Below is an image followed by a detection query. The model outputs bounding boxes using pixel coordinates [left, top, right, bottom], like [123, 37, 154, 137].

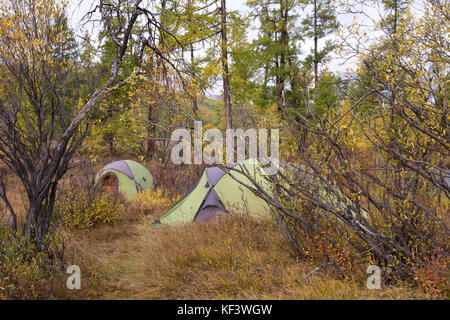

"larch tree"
[220, 0, 232, 129]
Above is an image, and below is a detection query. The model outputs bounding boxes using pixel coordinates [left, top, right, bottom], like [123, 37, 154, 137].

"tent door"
[100, 172, 119, 194]
[194, 189, 227, 222]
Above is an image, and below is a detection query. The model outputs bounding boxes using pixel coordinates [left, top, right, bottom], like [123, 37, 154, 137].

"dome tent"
[158, 159, 274, 225]
[94, 160, 155, 200]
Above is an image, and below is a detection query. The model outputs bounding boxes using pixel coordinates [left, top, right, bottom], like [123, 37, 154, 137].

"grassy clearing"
[0, 162, 444, 300]
[58, 187, 431, 299]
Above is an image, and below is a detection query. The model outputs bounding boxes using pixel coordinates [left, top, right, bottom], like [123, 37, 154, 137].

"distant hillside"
[199, 96, 221, 111]
[198, 96, 223, 129]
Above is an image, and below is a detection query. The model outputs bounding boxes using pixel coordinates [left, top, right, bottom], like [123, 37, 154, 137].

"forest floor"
[88, 215, 164, 299]
[66, 209, 430, 300]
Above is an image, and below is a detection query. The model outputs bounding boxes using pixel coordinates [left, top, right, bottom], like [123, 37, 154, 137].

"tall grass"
[0, 159, 444, 299]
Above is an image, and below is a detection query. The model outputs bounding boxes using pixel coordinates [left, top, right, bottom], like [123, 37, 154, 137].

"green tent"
[158, 159, 273, 224]
[94, 160, 155, 200]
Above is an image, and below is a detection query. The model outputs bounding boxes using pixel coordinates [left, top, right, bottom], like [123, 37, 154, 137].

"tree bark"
[313, 0, 318, 89]
[276, 0, 288, 109]
[190, 43, 198, 116]
[0, 172, 17, 232]
[220, 0, 232, 130]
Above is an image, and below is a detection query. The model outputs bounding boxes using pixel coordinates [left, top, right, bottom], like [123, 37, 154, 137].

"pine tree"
[301, 0, 339, 89]
[248, 0, 304, 110]
[380, 0, 410, 34]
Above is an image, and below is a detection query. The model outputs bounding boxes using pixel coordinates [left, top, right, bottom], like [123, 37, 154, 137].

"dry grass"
[63, 210, 430, 300]
[0, 174, 28, 226]
[0, 160, 441, 300]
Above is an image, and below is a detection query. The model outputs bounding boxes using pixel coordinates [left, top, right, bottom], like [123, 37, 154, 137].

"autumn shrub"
[262, 1, 449, 291]
[413, 251, 449, 297]
[133, 189, 179, 220]
[0, 227, 66, 299]
[276, 201, 366, 279]
[57, 188, 122, 229]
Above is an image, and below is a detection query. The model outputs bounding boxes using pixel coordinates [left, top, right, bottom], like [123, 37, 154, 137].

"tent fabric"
[205, 166, 227, 187]
[195, 205, 227, 222]
[195, 189, 227, 222]
[95, 160, 154, 200]
[101, 160, 134, 180]
[213, 161, 272, 217]
[199, 188, 223, 208]
[125, 159, 155, 192]
[159, 172, 210, 224]
[159, 159, 273, 225]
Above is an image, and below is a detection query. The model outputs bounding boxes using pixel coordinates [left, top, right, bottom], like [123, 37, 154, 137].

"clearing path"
[91, 215, 161, 299]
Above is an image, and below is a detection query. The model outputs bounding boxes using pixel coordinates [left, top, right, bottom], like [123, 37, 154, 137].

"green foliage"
[380, 0, 411, 33]
[84, 96, 147, 158]
[248, 0, 304, 107]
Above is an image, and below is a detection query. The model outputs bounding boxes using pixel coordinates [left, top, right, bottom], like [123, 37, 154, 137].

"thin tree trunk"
[24, 204, 38, 239]
[393, 0, 398, 34]
[262, 4, 270, 101]
[146, 0, 167, 159]
[0, 173, 17, 232]
[276, 1, 288, 108]
[187, 0, 198, 116]
[220, 0, 232, 130]
[190, 43, 198, 116]
[146, 52, 156, 159]
[313, 0, 318, 89]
